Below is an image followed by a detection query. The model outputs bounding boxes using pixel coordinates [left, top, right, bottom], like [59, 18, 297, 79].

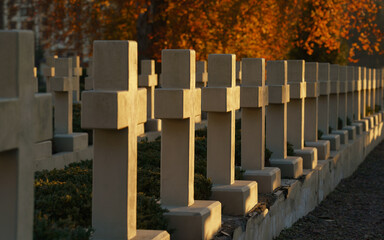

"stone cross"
[266, 60, 303, 178]
[196, 60, 208, 88]
[339, 66, 356, 140]
[72, 56, 82, 102]
[367, 68, 372, 112]
[375, 68, 381, 111]
[286, 60, 317, 169]
[155, 49, 220, 239]
[241, 58, 281, 193]
[53, 58, 73, 134]
[330, 65, 349, 144]
[82, 41, 169, 240]
[347, 66, 355, 122]
[304, 62, 330, 161]
[329, 64, 340, 132]
[202, 54, 257, 216]
[372, 69, 376, 113]
[52, 58, 88, 152]
[236, 60, 242, 85]
[361, 67, 367, 119]
[351, 66, 365, 135]
[139, 59, 161, 132]
[0, 30, 51, 240]
[42, 55, 57, 93]
[84, 58, 93, 90]
[318, 63, 340, 151]
[338, 66, 348, 129]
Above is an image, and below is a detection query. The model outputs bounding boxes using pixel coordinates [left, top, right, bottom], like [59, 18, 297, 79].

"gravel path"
[276, 141, 384, 240]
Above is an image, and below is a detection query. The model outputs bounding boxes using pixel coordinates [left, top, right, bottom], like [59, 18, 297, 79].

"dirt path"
[276, 141, 384, 240]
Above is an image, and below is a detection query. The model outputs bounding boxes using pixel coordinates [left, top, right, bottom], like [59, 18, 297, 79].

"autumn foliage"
[27, 0, 383, 63]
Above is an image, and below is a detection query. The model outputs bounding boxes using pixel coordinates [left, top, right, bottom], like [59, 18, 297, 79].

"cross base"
[131, 230, 170, 240]
[145, 118, 161, 132]
[243, 167, 281, 194]
[293, 147, 318, 169]
[331, 130, 349, 145]
[210, 180, 258, 216]
[321, 134, 340, 151]
[306, 140, 330, 160]
[163, 200, 221, 240]
[53, 132, 88, 152]
[269, 156, 303, 179]
[351, 122, 363, 135]
[343, 125, 356, 140]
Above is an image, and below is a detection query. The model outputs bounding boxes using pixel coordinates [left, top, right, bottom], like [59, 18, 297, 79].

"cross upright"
[286, 60, 318, 169]
[72, 56, 82, 102]
[236, 60, 242, 85]
[0, 30, 52, 240]
[318, 63, 341, 151]
[155, 49, 221, 240]
[139, 59, 161, 132]
[241, 58, 281, 193]
[304, 62, 330, 161]
[266, 60, 303, 178]
[82, 40, 168, 240]
[339, 66, 357, 140]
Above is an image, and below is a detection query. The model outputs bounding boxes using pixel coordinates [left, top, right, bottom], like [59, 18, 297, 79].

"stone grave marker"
[0, 30, 51, 240]
[286, 60, 318, 169]
[240, 58, 281, 193]
[155, 49, 221, 240]
[304, 62, 330, 161]
[139, 59, 161, 132]
[202, 54, 258, 215]
[42, 55, 57, 93]
[82, 40, 169, 240]
[266, 60, 303, 178]
[52, 57, 88, 152]
[84, 58, 93, 90]
[318, 63, 341, 151]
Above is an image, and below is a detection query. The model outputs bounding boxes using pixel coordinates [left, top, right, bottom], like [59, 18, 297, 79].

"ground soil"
[276, 141, 384, 240]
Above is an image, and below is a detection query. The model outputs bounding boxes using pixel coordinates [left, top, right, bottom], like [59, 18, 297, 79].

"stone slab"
[332, 130, 349, 145]
[243, 167, 281, 193]
[269, 156, 303, 178]
[305, 140, 330, 160]
[211, 180, 258, 216]
[133, 230, 170, 240]
[293, 147, 317, 169]
[351, 122, 363, 135]
[164, 200, 221, 240]
[53, 132, 88, 152]
[343, 125, 356, 140]
[321, 134, 340, 151]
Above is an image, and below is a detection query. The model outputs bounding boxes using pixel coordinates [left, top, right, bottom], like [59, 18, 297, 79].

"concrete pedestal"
[343, 125, 356, 140]
[164, 201, 221, 240]
[305, 140, 330, 160]
[352, 122, 363, 135]
[355, 119, 369, 132]
[293, 147, 317, 169]
[321, 134, 340, 151]
[243, 167, 281, 194]
[269, 156, 303, 178]
[332, 130, 349, 145]
[211, 180, 258, 216]
[133, 230, 170, 240]
[53, 132, 88, 152]
[145, 118, 161, 132]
